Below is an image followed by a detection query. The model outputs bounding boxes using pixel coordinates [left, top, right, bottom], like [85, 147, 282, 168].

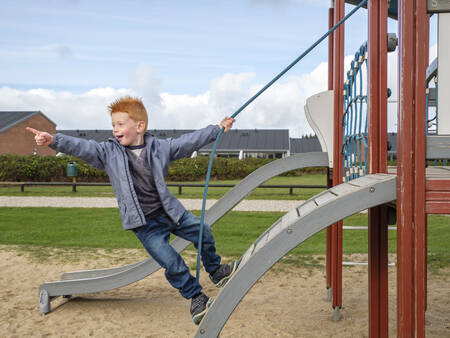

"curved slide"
[39, 152, 329, 314]
[195, 173, 396, 337]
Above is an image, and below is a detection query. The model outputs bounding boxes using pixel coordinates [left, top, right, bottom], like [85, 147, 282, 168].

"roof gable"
[0, 111, 56, 133]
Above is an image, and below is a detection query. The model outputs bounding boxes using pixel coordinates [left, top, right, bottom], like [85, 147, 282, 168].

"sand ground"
[0, 247, 449, 337]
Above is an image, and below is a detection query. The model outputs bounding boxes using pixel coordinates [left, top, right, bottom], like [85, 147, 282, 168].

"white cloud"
[0, 60, 333, 137]
[0, 86, 134, 129]
[153, 63, 332, 136]
[129, 63, 162, 110]
[6, 47, 428, 139]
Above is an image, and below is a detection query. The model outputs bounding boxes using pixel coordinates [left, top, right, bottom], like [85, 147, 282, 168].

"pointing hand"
[26, 127, 54, 146]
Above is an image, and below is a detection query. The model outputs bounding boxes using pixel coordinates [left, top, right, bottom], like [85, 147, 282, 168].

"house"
[0, 111, 56, 156]
[196, 129, 290, 159]
[289, 136, 322, 154]
[57, 128, 291, 159]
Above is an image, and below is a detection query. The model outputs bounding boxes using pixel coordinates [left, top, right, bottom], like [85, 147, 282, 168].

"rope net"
[342, 42, 368, 182]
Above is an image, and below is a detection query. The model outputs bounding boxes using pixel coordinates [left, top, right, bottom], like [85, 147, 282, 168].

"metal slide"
[195, 173, 396, 337]
[39, 152, 329, 314]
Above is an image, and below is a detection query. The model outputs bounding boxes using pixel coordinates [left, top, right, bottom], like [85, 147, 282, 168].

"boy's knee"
[144, 237, 170, 256]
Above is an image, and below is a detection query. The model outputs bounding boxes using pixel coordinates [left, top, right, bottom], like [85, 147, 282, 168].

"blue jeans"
[132, 210, 221, 299]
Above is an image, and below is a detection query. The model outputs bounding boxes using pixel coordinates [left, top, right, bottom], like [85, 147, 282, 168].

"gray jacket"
[50, 125, 220, 230]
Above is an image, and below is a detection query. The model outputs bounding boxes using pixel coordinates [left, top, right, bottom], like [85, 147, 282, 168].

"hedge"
[0, 154, 325, 182]
[0, 154, 108, 182]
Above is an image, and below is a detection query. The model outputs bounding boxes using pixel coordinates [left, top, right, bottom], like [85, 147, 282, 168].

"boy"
[26, 96, 238, 325]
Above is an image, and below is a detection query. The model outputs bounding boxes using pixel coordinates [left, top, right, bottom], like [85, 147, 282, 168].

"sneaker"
[190, 292, 214, 325]
[209, 260, 239, 288]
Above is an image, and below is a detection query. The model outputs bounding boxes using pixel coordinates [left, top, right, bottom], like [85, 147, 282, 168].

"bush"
[0, 154, 109, 182]
[0, 154, 325, 182]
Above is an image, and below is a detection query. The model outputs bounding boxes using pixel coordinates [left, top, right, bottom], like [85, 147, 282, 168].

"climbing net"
[342, 42, 368, 182]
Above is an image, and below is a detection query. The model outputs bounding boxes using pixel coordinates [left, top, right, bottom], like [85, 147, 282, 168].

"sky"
[0, 0, 437, 137]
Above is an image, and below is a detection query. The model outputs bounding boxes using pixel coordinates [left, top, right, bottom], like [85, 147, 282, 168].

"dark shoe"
[190, 292, 214, 325]
[209, 260, 239, 288]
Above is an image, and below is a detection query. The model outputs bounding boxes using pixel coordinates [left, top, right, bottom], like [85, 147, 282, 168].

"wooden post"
[331, 0, 345, 315]
[72, 177, 77, 193]
[397, 0, 428, 336]
[367, 0, 389, 336]
[326, 4, 334, 298]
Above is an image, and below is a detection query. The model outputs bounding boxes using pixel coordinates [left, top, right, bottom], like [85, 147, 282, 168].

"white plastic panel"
[438, 13, 450, 135]
[304, 90, 334, 167]
[297, 199, 317, 217]
[267, 219, 284, 242]
[239, 244, 255, 268]
[314, 191, 337, 206]
[349, 175, 382, 188]
[330, 182, 360, 196]
[254, 232, 270, 254]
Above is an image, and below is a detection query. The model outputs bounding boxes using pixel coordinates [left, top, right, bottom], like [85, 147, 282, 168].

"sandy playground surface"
[0, 246, 449, 338]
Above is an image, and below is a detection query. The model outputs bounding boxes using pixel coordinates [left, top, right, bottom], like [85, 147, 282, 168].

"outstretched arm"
[26, 127, 107, 169]
[168, 117, 235, 161]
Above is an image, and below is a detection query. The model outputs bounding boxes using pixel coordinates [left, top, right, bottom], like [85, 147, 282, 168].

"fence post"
[178, 185, 182, 195]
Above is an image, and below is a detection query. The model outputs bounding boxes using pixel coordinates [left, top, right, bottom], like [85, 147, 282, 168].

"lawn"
[1, 207, 448, 269]
[0, 174, 327, 200]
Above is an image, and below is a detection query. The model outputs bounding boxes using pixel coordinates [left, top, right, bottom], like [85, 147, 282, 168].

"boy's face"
[111, 112, 146, 146]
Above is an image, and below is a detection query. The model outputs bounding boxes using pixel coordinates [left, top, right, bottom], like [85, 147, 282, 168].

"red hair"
[108, 96, 148, 130]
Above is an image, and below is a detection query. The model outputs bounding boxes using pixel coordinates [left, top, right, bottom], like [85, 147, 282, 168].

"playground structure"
[37, 1, 450, 337]
[323, 2, 450, 338]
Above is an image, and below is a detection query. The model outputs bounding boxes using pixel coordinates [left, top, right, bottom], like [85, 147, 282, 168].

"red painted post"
[326, 5, 334, 298]
[413, 1, 428, 335]
[397, 1, 415, 335]
[331, 0, 344, 314]
[367, 0, 389, 336]
[397, 0, 427, 336]
[423, 12, 430, 316]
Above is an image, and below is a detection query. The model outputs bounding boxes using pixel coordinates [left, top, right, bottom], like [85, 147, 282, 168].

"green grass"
[0, 207, 448, 270]
[0, 184, 117, 197]
[0, 174, 326, 200]
[0, 207, 138, 248]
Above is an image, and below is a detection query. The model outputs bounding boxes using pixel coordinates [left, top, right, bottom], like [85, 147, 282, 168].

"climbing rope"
[196, 0, 369, 282]
[342, 42, 368, 182]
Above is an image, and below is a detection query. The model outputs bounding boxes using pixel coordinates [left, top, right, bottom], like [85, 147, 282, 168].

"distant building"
[290, 133, 398, 159]
[57, 129, 398, 159]
[58, 129, 291, 159]
[0, 110, 398, 159]
[0, 103, 400, 160]
[0, 111, 56, 156]
[289, 136, 322, 154]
